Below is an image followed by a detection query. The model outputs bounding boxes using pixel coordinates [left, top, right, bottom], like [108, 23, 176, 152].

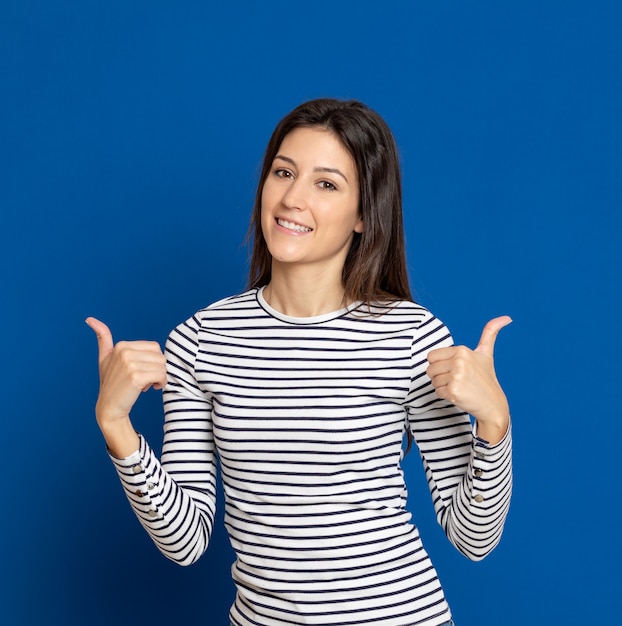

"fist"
[85, 317, 167, 427]
[427, 316, 511, 430]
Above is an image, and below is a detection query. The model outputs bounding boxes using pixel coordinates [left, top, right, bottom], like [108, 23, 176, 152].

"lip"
[274, 216, 313, 234]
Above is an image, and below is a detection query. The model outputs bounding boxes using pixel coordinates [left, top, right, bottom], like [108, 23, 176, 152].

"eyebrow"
[274, 154, 349, 183]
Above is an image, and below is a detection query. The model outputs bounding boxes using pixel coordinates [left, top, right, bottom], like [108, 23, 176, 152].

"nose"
[281, 176, 308, 211]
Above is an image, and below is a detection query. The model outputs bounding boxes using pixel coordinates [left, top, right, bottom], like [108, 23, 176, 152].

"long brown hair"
[247, 98, 412, 304]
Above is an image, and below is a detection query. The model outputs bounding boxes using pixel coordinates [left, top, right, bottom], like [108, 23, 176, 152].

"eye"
[318, 180, 337, 191]
[273, 168, 293, 179]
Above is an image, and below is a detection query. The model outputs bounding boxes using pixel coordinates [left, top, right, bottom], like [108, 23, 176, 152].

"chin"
[267, 245, 306, 264]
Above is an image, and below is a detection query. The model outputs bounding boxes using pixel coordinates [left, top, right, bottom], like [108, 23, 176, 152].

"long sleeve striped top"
[110, 287, 512, 626]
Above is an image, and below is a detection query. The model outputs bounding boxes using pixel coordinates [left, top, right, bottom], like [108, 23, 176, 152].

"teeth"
[278, 218, 312, 233]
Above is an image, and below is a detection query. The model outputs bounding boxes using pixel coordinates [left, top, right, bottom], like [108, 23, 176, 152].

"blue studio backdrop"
[2, 2, 621, 625]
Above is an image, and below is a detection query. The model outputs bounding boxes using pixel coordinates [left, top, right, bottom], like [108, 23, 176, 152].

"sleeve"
[108, 313, 218, 566]
[405, 311, 512, 561]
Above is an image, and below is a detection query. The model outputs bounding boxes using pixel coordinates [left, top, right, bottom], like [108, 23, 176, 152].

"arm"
[87, 315, 217, 566]
[406, 313, 513, 561]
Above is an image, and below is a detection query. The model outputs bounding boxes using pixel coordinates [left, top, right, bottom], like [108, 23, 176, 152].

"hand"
[85, 317, 167, 430]
[427, 316, 512, 443]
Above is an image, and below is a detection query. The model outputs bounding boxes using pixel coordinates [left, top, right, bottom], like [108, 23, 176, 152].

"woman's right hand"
[86, 317, 167, 457]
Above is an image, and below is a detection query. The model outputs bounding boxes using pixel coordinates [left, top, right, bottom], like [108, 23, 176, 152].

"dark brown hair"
[247, 98, 412, 304]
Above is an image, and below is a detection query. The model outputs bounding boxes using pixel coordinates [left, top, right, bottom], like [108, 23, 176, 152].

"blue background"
[2, 1, 621, 624]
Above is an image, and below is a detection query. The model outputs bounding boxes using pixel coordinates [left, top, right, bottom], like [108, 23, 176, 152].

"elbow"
[162, 538, 208, 567]
[445, 487, 512, 561]
[156, 519, 212, 567]
[459, 546, 493, 562]
[451, 527, 504, 562]
[171, 552, 202, 567]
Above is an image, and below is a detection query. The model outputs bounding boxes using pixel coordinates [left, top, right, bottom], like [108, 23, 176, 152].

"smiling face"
[260, 126, 363, 279]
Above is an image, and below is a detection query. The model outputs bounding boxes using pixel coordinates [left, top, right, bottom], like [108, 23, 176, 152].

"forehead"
[277, 127, 356, 170]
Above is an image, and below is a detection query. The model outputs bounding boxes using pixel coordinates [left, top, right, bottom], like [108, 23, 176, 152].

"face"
[261, 126, 363, 277]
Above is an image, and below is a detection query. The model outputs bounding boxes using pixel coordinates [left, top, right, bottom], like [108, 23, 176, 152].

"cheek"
[259, 202, 276, 243]
[259, 207, 269, 237]
[260, 182, 277, 215]
[259, 187, 270, 223]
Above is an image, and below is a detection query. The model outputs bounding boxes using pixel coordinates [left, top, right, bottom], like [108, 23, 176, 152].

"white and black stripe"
[111, 287, 512, 626]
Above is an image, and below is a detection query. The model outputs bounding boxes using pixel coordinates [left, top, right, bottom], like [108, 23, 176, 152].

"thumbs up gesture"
[427, 316, 512, 444]
[85, 317, 167, 457]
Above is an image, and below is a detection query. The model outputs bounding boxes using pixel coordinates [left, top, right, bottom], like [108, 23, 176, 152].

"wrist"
[99, 417, 140, 459]
[475, 410, 509, 445]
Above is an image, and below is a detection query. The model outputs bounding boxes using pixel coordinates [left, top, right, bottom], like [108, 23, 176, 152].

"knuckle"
[447, 381, 460, 400]
[118, 350, 134, 366]
[128, 370, 145, 387]
[454, 345, 470, 358]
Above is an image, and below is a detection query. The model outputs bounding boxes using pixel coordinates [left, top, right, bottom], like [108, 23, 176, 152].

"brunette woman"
[87, 98, 512, 626]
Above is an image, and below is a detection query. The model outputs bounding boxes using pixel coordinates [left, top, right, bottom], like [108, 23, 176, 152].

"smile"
[276, 218, 313, 233]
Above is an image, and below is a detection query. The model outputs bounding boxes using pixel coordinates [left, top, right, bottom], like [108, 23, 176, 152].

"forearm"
[443, 424, 513, 560]
[109, 433, 217, 566]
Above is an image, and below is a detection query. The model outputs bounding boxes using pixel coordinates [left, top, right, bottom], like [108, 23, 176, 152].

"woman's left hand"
[427, 316, 512, 444]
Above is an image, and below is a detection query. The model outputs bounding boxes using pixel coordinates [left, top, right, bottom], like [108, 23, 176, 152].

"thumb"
[475, 315, 512, 357]
[85, 316, 114, 364]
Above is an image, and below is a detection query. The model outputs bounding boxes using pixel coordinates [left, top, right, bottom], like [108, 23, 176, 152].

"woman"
[87, 98, 512, 626]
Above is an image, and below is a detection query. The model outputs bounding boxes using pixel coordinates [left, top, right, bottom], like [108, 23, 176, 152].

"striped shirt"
[111, 287, 512, 626]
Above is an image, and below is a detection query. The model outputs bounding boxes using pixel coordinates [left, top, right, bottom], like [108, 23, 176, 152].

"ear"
[354, 218, 364, 233]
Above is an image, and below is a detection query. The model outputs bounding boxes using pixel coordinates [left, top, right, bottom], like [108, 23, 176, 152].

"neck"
[264, 263, 348, 318]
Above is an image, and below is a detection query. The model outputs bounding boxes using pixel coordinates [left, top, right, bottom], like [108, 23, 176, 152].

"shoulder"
[358, 299, 438, 327]
[191, 288, 264, 327]
[199, 288, 259, 315]
[352, 299, 453, 345]
[169, 289, 261, 336]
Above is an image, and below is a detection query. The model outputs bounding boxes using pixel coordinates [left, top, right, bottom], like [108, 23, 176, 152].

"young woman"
[87, 98, 512, 626]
